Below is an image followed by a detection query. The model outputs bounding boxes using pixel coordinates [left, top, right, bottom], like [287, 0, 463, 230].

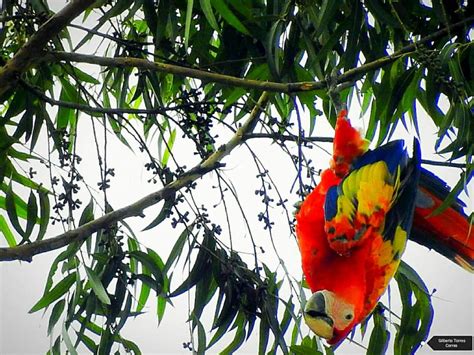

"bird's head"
[304, 290, 358, 345]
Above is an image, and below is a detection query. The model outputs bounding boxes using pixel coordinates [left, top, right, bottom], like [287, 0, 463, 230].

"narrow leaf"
[24, 191, 38, 242]
[184, 0, 194, 50]
[62, 324, 79, 355]
[85, 266, 111, 305]
[48, 299, 65, 335]
[142, 194, 175, 231]
[0, 215, 16, 246]
[30, 272, 77, 313]
[79, 198, 94, 226]
[163, 224, 193, 273]
[211, 0, 250, 35]
[37, 190, 50, 241]
[6, 183, 25, 237]
[200, 0, 220, 31]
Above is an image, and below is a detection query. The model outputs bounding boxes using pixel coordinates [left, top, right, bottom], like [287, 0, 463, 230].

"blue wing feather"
[383, 139, 421, 239]
[352, 140, 407, 175]
[324, 186, 339, 221]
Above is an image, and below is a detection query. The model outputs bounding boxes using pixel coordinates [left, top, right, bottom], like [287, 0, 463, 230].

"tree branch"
[46, 51, 305, 93]
[21, 80, 222, 115]
[42, 16, 473, 94]
[244, 133, 333, 144]
[420, 159, 466, 169]
[0, 0, 96, 98]
[0, 93, 270, 262]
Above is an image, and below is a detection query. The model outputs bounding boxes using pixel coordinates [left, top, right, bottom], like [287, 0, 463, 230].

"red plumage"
[296, 109, 473, 345]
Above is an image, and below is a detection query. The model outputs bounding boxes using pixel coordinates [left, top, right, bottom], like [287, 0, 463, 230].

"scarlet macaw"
[295, 110, 473, 345]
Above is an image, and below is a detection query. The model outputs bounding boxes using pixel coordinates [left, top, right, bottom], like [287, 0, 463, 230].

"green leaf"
[185, 0, 194, 50]
[36, 190, 50, 241]
[211, 0, 250, 35]
[120, 338, 142, 355]
[143, 194, 175, 231]
[193, 262, 215, 321]
[207, 304, 237, 349]
[79, 198, 94, 226]
[47, 299, 65, 335]
[161, 128, 176, 167]
[367, 307, 389, 354]
[136, 275, 151, 313]
[430, 167, 472, 217]
[30, 272, 77, 313]
[48, 335, 61, 355]
[365, 0, 401, 28]
[62, 324, 79, 355]
[85, 266, 111, 305]
[200, 0, 220, 31]
[220, 312, 246, 354]
[117, 293, 134, 331]
[316, 0, 341, 37]
[258, 318, 270, 355]
[396, 261, 429, 293]
[135, 274, 161, 293]
[147, 248, 167, 287]
[8, 147, 34, 165]
[0, 186, 28, 220]
[344, 1, 363, 71]
[43, 242, 81, 294]
[157, 295, 167, 324]
[267, 19, 284, 79]
[5, 183, 25, 238]
[13, 106, 34, 141]
[11, 167, 43, 191]
[290, 345, 323, 355]
[195, 315, 207, 354]
[130, 74, 146, 103]
[98, 327, 113, 355]
[3, 87, 27, 121]
[24, 191, 38, 242]
[129, 250, 164, 287]
[394, 263, 434, 355]
[30, 102, 45, 150]
[168, 234, 213, 297]
[71, 66, 100, 84]
[0, 215, 16, 247]
[143, 0, 158, 41]
[163, 224, 194, 273]
[76, 331, 98, 353]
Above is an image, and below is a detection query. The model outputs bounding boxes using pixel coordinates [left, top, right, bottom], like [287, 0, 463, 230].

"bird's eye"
[345, 314, 353, 320]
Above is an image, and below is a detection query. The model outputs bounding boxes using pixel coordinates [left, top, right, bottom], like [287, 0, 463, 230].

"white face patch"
[323, 290, 355, 330]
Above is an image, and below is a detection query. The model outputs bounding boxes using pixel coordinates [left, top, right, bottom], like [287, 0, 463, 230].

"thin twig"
[244, 133, 469, 169]
[243, 132, 333, 143]
[420, 159, 467, 169]
[0, 92, 270, 262]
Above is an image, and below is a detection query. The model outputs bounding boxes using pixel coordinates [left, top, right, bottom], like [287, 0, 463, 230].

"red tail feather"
[413, 187, 474, 272]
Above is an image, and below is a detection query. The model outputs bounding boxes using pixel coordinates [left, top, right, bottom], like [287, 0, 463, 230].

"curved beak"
[304, 291, 334, 339]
